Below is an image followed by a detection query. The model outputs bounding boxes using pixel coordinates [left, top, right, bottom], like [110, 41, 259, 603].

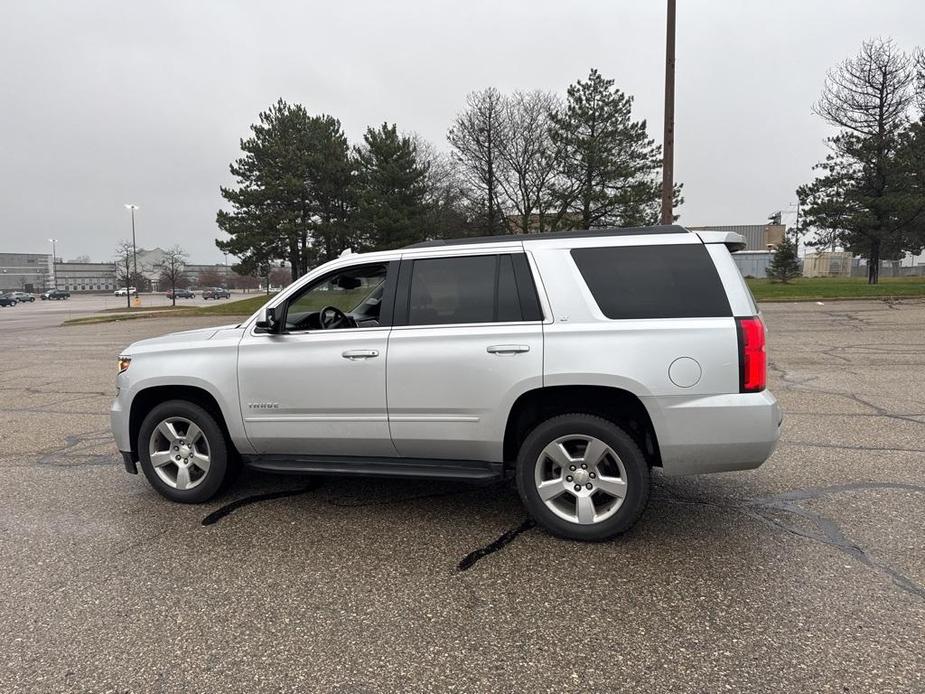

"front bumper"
[643, 390, 782, 476]
[111, 387, 133, 467]
[120, 450, 138, 474]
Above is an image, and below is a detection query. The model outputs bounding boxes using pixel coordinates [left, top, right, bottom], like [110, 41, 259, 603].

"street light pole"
[48, 238, 58, 290]
[124, 204, 139, 283]
[660, 0, 677, 226]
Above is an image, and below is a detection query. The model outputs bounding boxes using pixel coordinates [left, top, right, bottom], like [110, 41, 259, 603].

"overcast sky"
[1, 0, 923, 264]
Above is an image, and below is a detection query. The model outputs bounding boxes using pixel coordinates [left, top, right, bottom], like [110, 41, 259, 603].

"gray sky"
[2, 0, 923, 264]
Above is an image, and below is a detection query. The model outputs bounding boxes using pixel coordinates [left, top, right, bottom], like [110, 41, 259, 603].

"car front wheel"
[516, 414, 650, 541]
[137, 400, 232, 503]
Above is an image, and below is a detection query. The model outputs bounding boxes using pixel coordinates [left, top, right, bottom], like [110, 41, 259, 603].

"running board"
[242, 454, 505, 481]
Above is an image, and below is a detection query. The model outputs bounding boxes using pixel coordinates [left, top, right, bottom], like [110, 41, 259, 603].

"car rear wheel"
[137, 400, 232, 503]
[516, 414, 650, 541]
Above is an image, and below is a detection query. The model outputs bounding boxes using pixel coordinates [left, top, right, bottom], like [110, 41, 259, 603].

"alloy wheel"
[534, 434, 628, 525]
[147, 416, 211, 490]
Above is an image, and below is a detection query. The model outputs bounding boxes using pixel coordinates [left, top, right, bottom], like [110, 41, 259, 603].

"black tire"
[515, 413, 650, 541]
[137, 399, 232, 503]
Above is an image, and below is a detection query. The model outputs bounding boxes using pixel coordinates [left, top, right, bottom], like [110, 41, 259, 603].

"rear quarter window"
[570, 244, 731, 319]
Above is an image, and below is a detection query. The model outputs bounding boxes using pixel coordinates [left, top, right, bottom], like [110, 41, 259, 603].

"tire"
[515, 414, 650, 541]
[137, 400, 232, 503]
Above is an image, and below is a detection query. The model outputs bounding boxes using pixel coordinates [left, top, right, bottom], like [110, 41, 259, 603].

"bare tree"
[269, 266, 291, 289]
[497, 90, 562, 233]
[916, 48, 925, 114]
[230, 272, 260, 292]
[157, 246, 189, 306]
[447, 88, 510, 234]
[815, 39, 915, 137]
[414, 135, 477, 240]
[113, 241, 134, 308]
[197, 267, 225, 288]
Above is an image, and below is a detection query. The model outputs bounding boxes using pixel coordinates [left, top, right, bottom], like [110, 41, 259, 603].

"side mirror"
[255, 306, 281, 334]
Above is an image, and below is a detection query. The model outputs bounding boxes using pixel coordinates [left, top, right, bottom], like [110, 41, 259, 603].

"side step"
[242, 454, 505, 481]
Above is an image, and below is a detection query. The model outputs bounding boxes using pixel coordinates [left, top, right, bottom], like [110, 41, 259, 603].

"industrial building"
[0, 252, 54, 292]
[55, 262, 119, 291]
[1, 247, 233, 293]
[686, 223, 786, 277]
[686, 223, 786, 251]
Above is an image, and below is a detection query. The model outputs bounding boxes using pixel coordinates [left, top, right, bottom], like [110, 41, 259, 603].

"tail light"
[736, 316, 766, 393]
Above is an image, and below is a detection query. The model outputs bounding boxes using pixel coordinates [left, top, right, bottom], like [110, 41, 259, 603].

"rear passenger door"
[386, 251, 544, 462]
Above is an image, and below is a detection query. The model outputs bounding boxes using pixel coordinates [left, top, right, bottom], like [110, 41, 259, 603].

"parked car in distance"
[114, 287, 138, 297]
[10, 291, 35, 302]
[166, 288, 195, 299]
[0, 293, 18, 307]
[111, 225, 781, 541]
[202, 287, 230, 300]
[41, 289, 70, 300]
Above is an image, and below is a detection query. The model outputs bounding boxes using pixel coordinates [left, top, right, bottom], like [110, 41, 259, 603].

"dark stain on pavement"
[201, 482, 321, 526]
[457, 518, 535, 572]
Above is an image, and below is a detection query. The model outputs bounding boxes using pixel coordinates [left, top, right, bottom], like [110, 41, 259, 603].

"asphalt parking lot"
[0, 300, 923, 692]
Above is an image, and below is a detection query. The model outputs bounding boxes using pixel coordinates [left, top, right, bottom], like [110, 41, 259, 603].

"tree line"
[798, 39, 925, 283]
[215, 69, 680, 283]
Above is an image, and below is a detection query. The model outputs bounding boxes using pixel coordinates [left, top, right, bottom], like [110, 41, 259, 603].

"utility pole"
[660, 0, 677, 226]
[48, 238, 58, 290]
[124, 204, 139, 282]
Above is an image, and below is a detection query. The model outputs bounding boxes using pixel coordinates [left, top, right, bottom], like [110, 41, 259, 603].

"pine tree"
[766, 235, 802, 283]
[797, 40, 925, 283]
[353, 123, 430, 251]
[216, 100, 354, 282]
[549, 69, 680, 229]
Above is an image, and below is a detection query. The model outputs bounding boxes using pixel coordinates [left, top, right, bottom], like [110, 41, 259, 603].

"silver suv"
[111, 226, 781, 540]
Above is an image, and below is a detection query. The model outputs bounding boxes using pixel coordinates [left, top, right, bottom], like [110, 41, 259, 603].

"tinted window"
[571, 244, 731, 319]
[408, 256, 496, 325]
[405, 254, 533, 326]
[496, 254, 522, 322]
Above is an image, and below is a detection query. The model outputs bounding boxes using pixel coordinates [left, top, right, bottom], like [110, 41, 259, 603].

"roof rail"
[403, 225, 689, 249]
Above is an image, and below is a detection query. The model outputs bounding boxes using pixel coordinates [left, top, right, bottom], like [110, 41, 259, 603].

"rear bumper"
[642, 390, 781, 476]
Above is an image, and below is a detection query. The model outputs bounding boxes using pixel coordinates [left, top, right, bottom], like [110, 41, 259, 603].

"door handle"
[487, 344, 530, 355]
[342, 349, 379, 360]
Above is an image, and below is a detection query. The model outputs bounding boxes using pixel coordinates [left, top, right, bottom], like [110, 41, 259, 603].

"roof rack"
[402, 225, 689, 249]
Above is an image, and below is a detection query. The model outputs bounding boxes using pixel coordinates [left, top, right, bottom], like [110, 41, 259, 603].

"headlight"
[117, 355, 132, 373]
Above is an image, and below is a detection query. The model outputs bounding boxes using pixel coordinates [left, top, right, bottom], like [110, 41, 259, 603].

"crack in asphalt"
[846, 393, 925, 427]
[657, 481, 925, 601]
[780, 440, 925, 453]
[324, 482, 506, 508]
[28, 430, 117, 468]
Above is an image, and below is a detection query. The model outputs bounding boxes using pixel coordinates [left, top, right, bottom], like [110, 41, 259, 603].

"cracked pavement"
[0, 300, 923, 692]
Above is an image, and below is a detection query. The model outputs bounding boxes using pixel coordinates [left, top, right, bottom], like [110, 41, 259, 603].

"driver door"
[237, 260, 399, 457]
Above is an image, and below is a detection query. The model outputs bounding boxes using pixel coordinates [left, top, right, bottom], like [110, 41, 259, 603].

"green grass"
[746, 276, 925, 301]
[185, 294, 275, 316]
[63, 294, 275, 326]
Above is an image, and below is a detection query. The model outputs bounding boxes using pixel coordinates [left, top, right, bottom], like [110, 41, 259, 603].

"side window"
[285, 263, 389, 331]
[408, 256, 495, 325]
[404, 253, 540, 326]
[570, 244, 732, 319]
[496, 255, 521, 322]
